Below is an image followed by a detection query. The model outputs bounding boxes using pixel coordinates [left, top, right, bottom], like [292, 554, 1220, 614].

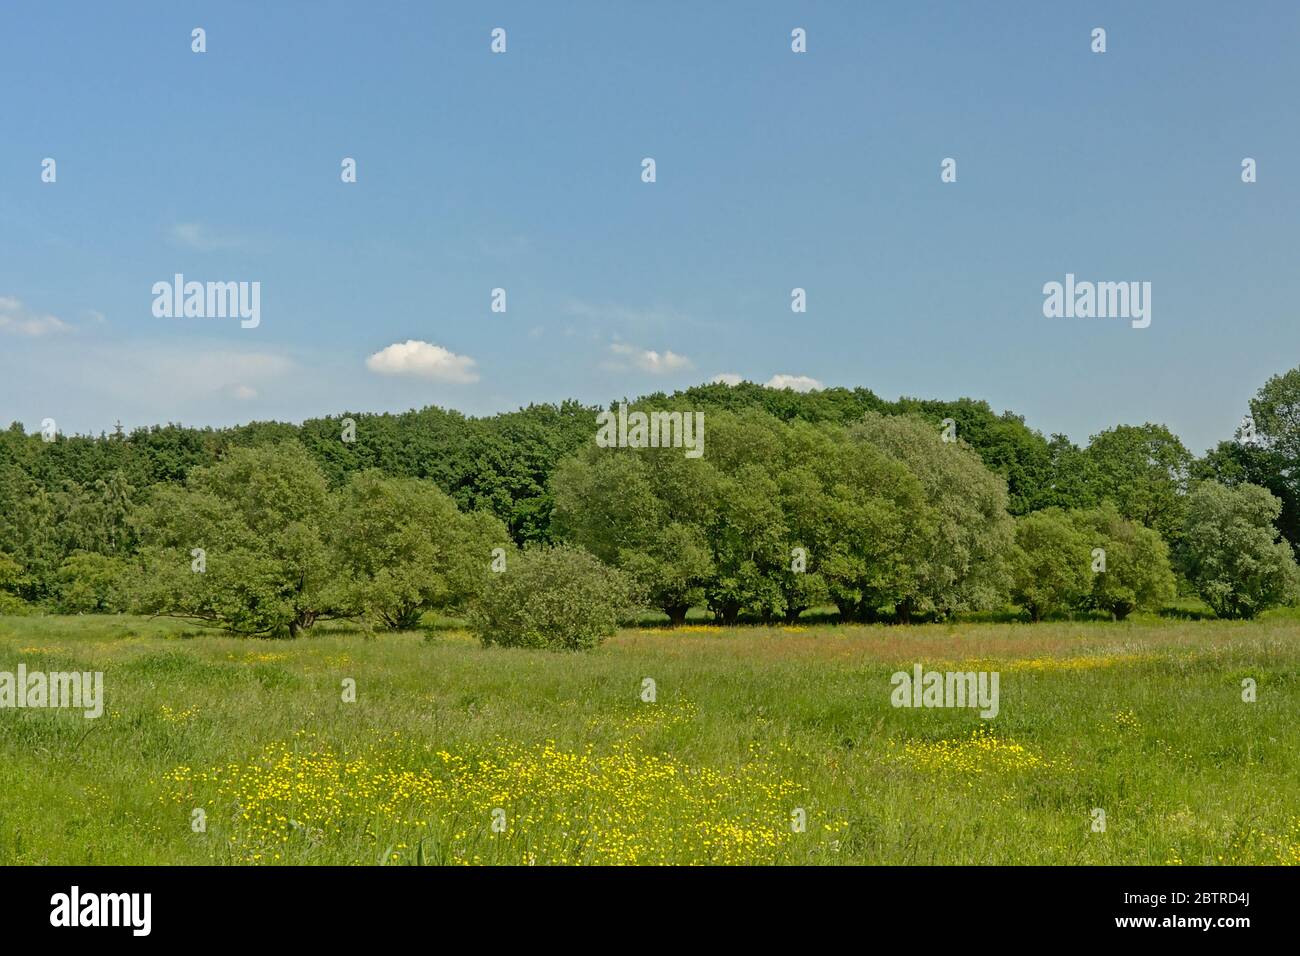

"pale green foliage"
[1070, 503, 1176, 619]
[851, 412, 1014, 620]
[332, 471, 508, 629]
[469, 543, 636, 650]
[554, 408, 1018, 625]
[1181, 481, 1300, 619]
[54, 551, 131, 613]
[552, 437, 716, 625]
[1010, 510, 1091, 621]
[777, 420, 927, 623]
[133, 442, 341, 636]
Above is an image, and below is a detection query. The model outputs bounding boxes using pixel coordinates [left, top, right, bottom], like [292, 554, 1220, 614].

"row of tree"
[10, 408, 1287, 634]
[555, 408, 1297, 625]
[4, 367, 1300, 633]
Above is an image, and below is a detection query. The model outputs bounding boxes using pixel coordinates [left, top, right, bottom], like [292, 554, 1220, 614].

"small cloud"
[230, 384, 258, 400]
[366, 340, 479, 384]
[712, 373, 744, 386]
[0, 297, 70, 337]
[608, 342, 692, 374]
[169, 222, 243, 252]
[765, 374, 823, 392]
[84, 309, 107, 325]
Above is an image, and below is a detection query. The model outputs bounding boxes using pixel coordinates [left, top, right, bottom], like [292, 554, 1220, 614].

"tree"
[1070, 503, 1176, 619]
[1031, 434, 1098, 512]
[133, 442, 342, 637]
[1010, 510, 1091, 621]
[332, 471, 509, 630]
[469, 543, 637, 650]
[851, 412, 1013, 621]
[1195, 439, 1300, 558]
[1084, 423, 1191, 545]
[1249, 367, 1300, 464]
[1207, 365, 1300, 556]
[0, 551, 32, 614]
[552, 426, 718, 626]
[889, 398, 1052, 515]
[772, 419, 930, 623]
[1180, 481, 1300, 619]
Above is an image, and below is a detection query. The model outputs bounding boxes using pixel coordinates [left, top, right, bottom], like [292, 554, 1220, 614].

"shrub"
[54, 551, 131, 613]
[469, 544, 637, 650]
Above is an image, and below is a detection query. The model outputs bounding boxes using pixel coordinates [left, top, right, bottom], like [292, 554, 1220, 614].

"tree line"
[3, 367, 1300, 639]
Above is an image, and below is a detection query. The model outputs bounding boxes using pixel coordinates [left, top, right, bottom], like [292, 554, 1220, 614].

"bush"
[469, 544, 637, 650]
[1181, 481, 1300, 619]
[54, 551, 130, 613]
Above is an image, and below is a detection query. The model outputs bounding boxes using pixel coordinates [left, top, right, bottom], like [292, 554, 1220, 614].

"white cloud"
[608, 342, 692, 374]
[169, 222, 243, 252]
[765, 374, 823, 392]
[366, 340, 480, 383]
[0, 297, 70, 337]
[230, 384, 258, 400]
[712, 373, 744, 386]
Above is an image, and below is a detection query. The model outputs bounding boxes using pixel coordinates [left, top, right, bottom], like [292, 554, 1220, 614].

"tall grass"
[0, 614, 1295, 864]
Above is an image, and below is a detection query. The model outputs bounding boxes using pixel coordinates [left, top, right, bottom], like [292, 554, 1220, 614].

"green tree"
[133, 442, 342, 637]
[1070, 503, 1176, 619]
[552, 428, 718, 626]
[332, 471, 510, 629]
[774, 420, 929, 623]
[851, 412, 1013, 621]
[1195, 439, 1300, 557]
[1084, 423, 1191, 544]
[1248, 367, 1300, 464]
[1010, 510, 1091, 621]
[1180, 481, 1300, 619]
[0, 550, 32, 614]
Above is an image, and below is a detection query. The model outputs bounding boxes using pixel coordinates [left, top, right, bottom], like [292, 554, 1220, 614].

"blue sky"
[1, 1, 1297, 453]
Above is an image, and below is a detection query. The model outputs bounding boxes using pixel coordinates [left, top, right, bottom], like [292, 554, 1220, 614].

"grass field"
[0, 612, 1296, 865]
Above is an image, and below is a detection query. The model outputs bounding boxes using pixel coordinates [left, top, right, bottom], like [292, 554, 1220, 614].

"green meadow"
[0, 612, 1296, 866]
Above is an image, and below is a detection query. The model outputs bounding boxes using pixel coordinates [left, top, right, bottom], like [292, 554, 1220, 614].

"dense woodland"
[3, 368, 1300, 638]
